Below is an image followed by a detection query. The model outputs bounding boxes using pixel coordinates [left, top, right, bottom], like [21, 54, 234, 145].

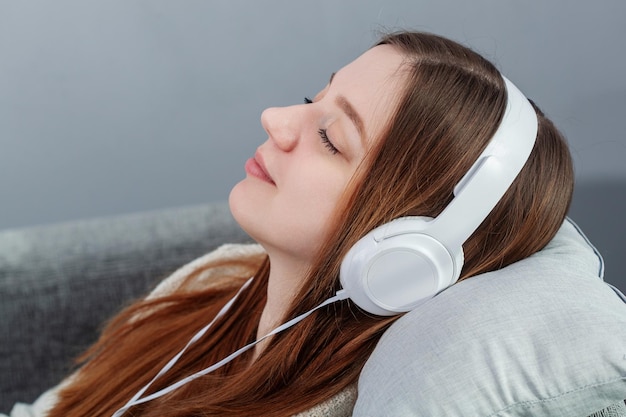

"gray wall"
[1, 1, 624, 284]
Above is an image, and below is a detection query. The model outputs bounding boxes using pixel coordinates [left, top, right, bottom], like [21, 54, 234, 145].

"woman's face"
[229, 45, 406, 266]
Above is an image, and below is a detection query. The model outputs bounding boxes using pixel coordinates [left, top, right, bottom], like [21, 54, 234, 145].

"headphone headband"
[429, 77, 538, 249]
[340, 75, 539, 316]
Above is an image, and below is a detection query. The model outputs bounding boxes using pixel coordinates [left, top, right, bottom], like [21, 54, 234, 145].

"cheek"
[286, 172, 350, 232]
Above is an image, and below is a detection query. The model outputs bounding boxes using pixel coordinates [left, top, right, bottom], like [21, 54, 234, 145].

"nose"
[260, 106, 301, 152]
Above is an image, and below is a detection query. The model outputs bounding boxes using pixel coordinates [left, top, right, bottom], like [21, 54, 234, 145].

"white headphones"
[340, 76, 538, 316]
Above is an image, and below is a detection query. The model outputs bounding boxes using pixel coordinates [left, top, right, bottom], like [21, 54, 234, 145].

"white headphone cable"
[112, 279, 348, 417]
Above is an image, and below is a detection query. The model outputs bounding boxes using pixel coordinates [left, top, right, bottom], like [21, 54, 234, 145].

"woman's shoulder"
[293, 386, 357, 417]
[147, 243, 265, 299]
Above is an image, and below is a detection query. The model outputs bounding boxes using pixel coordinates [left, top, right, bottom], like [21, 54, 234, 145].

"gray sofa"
[0, 203, 251, 413]
[1, 200, 625, 416]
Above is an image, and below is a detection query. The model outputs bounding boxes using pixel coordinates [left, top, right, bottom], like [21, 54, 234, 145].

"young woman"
[43, 31, 572, 416]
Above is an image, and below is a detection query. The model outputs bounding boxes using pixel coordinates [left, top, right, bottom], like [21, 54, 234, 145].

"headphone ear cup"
[340, 217, 462, 316]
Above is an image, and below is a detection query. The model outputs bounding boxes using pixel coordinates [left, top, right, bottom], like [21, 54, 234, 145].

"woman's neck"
[253, 250, 309, 359]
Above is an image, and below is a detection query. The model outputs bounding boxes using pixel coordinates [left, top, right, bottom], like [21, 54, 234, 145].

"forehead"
[330, 45, 407, 143]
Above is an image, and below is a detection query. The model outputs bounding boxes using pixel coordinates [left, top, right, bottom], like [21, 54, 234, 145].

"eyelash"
[318, 129, 339, 155]
[304, 97, 340, 155]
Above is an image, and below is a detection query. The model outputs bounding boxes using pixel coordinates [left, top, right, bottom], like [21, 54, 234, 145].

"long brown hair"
[50, 31, 573, 416]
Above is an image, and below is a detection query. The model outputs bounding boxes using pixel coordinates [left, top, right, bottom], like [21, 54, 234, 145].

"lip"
[245, 151, 275, 184]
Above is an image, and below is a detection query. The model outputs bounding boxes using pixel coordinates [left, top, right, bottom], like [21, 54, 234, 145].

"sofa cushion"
[354, 218, 626, 416]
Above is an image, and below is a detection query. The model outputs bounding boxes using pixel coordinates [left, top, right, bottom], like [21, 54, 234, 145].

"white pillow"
[355, 219, 626, 416]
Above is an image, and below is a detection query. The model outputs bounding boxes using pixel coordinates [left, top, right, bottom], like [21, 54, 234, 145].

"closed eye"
[318, 129, 339, 155]
[304, 97, 339, 155]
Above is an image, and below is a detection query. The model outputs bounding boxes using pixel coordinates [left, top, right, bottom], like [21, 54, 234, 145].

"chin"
[228, 181, 247, 227]
[228, 180, 262, 243]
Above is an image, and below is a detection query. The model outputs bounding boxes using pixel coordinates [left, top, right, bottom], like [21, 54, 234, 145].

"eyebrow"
[328, 72, 366, 143]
